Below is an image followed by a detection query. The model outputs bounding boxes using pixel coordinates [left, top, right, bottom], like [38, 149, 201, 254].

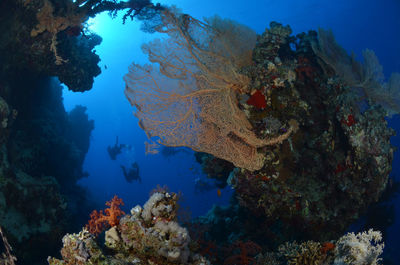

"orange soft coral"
[320, 242, 335, 254]
[86, 195, 125, 236]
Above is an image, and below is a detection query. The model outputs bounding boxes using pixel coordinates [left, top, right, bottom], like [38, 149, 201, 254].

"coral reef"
[0, 1, 397, 264]
[0, 1, 164, 262]
[0, 75, 94, 264]
[222, 22, 396, 242]
[188, 205, 385, 265]
[257, 229, 384, 265]
[124, 7, 398, 257]
[0, 0, 166, 262]
[49, 192, 210, 265]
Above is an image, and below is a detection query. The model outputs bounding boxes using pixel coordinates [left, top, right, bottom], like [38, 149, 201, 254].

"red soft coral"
[246, 90, 266, 109]
[86, 195, 125, 236]
[224, 241, 261, 265]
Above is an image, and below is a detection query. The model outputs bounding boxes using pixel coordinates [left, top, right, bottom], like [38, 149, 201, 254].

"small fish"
[217, 189, 221, 197]
[104, 65, 108, 69]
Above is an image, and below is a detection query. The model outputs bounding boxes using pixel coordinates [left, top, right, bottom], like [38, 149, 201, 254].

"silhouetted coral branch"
[312, 29, 400, 116]
[78, 0, 165, 22]
[0, 226, 17, 265]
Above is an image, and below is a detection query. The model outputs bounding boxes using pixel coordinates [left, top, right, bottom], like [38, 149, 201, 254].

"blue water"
[62, 0, 400, 254]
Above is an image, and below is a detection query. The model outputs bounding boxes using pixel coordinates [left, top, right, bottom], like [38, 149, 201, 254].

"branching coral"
[124, 8, 298, 171]
[333, 229, 384, 265]
[280, 241, 329, 265]
[86, 195, 125, 236]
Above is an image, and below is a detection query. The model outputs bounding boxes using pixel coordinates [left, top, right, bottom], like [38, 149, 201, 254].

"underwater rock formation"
[0, 0, 164, 92]
[227, 22, 397, 241]
[48, 191, 210, 265]
[0, 1, 165, 263]
[51, 192, 385, 265]
[0, 75, 94, 264]
[124, 8, 398, 243]
[194, 153, 234, 189]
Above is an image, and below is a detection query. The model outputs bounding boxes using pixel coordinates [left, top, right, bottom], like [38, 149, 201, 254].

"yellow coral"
[280, 241, 331, 265]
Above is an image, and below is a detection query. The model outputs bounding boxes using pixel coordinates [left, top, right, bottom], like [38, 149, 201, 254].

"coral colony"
[0, 0, 399, 264]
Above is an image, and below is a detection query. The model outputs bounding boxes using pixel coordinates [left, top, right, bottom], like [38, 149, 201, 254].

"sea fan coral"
[124, 8, 298, 171]
[312, 29, 400, 117]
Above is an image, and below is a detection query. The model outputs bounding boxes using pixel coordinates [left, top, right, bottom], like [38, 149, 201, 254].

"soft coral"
[224, 241, 261, 265]
[86, 195, 125, 236]
[246, 90, 266, 109]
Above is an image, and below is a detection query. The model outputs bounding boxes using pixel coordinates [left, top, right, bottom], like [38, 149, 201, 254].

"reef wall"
[0, 0, 164, 263]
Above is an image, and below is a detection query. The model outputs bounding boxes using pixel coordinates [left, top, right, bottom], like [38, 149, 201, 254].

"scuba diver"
[107, 136, 127, 160]
[121, 162, 141, 183]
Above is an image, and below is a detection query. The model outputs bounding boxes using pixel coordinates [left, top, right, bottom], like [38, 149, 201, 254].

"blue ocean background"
[62, 0, 400, 258]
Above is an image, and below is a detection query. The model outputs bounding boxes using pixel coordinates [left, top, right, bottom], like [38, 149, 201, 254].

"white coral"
[334, 229, 384, 265]
[141, 192, 165, 222]
[154, 220, 190, 263]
